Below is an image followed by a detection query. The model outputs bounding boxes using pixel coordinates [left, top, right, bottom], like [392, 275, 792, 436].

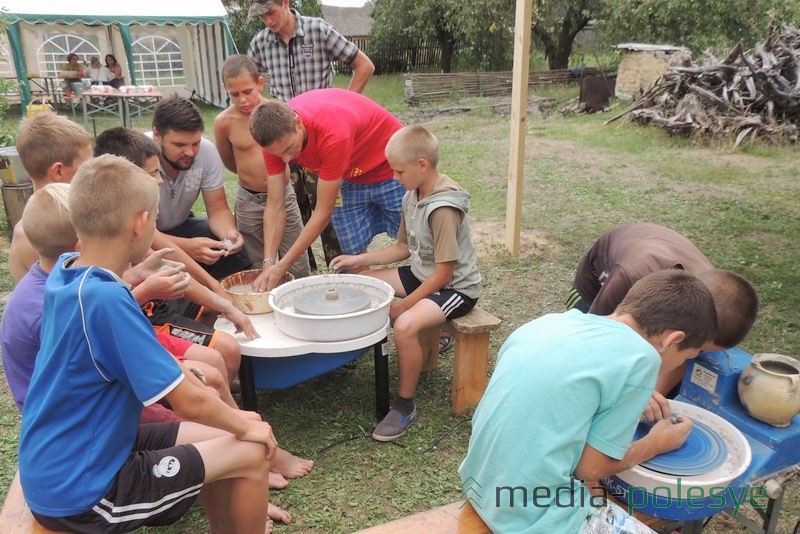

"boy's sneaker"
[372, 408, 417, 442]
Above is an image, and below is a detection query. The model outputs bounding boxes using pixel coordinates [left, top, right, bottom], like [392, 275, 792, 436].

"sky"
[321, 0, 369, 6]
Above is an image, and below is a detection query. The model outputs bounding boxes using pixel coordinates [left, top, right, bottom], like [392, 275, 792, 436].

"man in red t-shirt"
[249, 88, 405, 290]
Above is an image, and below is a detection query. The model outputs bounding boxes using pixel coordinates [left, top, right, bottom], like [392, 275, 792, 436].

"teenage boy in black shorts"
[19, 155, 279, 533]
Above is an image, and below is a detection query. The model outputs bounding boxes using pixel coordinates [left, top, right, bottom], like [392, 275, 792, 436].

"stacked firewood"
[611, 26, 800, 147]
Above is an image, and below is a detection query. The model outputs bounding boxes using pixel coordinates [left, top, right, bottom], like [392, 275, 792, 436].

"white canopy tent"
[3, 0, 235, 110]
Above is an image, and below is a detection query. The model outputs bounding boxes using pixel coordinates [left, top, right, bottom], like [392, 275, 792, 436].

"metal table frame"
[80, 89, 163, 130]
[216, 313, 391, 420]
[81, 90, 124, 131]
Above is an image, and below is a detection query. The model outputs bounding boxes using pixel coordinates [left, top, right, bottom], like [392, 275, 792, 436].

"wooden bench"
[356, 494, 673, 533]
[0, 470, 59, 533]
[420, 306, 501, 415]
[357, 501, 490, 533]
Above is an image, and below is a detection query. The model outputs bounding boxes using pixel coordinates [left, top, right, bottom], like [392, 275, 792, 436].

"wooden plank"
[0, 471, 60, 533]
[356, 501, 490, 533]
[450, 307, 501, 335]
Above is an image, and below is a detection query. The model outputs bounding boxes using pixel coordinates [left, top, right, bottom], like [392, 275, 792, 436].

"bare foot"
[272, 447, 314, 479]
[264, 518, 274, 534]
[268, 503, 292, 524]
[269, 471, 288, 489]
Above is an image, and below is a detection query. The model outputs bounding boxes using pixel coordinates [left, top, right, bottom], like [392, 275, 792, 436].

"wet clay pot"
[738, 353, 800, 427]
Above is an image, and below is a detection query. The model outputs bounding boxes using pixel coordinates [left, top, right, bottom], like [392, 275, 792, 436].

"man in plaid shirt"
[247, 0, 375, 269]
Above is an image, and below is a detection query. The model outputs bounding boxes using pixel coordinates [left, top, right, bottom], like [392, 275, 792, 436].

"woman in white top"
[88, 57, 116, 86]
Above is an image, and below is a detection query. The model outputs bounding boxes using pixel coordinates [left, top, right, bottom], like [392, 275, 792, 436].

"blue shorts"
[331, 179, 404, 254]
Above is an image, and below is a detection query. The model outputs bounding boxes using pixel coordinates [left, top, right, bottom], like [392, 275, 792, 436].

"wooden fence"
[403, 69, 612, 104]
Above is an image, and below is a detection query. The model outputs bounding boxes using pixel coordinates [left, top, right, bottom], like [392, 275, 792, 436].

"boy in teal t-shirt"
[459, 270, 718, 533]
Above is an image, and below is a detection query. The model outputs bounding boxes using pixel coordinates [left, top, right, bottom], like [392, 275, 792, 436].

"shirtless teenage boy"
[214, 55, 310, 279]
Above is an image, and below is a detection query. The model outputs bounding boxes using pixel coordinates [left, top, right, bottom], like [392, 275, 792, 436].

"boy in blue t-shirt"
[19, 155, 279, 533]
[459, 270, 718, 533]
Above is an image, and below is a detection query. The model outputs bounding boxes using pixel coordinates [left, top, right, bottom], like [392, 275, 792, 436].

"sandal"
[439, 331, 454, 353]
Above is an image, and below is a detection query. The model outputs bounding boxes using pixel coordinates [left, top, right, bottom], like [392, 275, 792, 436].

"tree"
[597, 0, 800, 55]
[531, 0, 599, 70]
[369, 0, 514, 72]
[224, 0, 321, 54]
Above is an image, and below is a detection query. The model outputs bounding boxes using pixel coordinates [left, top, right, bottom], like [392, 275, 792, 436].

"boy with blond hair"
[331, 125, 481, 441]
[19, 155, 279, 533]
[8, 112, 93, 282]
[214, 55, 310, 278]
[0, 184, 237, 415]
[95, 127, 312, 488]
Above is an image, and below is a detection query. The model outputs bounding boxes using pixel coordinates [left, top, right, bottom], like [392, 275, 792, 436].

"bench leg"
[419, 326, 440, 372]
[451, 331, 489, 415]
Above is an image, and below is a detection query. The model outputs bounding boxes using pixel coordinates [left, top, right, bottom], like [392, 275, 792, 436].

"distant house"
[320, 5, 373, 51]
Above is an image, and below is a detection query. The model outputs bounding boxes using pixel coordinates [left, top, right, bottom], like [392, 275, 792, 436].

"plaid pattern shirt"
[247, 9, 360, 102]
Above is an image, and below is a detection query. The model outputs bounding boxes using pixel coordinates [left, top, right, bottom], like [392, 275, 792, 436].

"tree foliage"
[368, 0, 514, 72]
[224, 0, 321, 54]
[596, 0, 800, 55]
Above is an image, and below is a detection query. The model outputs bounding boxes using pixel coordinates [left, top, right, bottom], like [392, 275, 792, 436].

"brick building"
[613, 43, 689, 99]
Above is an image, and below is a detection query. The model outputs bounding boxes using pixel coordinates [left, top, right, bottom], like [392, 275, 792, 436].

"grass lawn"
[0, 74, 798, 532]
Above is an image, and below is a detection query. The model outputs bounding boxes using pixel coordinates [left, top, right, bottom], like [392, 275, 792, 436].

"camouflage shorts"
[289, 163, 342, 268]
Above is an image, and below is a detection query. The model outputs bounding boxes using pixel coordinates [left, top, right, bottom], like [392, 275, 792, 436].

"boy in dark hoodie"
[331, 125, 481, 441]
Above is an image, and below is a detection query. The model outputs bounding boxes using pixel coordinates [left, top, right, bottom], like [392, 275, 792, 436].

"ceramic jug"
[738, 353, 800, 427]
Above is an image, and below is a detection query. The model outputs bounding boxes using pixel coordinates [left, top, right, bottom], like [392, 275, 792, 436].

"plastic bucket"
[0, 147, 30, 185]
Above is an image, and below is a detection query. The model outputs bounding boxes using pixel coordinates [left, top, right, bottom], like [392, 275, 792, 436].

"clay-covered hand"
[220, 302, 259, 340]
[221, 229, 245, 256]
[135, 268, 191, 301]
[648, 415, 694, 455]
[185, 236, 227, 265]
[254, 264, 287, 293]
[125, 248, 184, 286]
[642, 390, 672, 424]
[328, 254, 363, 274]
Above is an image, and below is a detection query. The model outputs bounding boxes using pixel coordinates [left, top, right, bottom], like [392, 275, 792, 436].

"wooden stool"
[420, 306, 501, 415]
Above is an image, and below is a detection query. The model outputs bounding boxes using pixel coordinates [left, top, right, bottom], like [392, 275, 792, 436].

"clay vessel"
[738, 353, 800, 427]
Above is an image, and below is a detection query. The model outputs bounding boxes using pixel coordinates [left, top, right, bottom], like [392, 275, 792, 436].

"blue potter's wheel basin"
[633, 419, 729, 476]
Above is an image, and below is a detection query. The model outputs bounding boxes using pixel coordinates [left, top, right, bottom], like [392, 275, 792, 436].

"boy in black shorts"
[331, 125, 481, 441]
[19, 155, 278, 533]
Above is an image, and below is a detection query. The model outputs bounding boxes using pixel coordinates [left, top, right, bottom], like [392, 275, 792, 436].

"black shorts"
[143, 299, 218, 348]
[33, 423, 205, 533]
[397, 265, 477, 319]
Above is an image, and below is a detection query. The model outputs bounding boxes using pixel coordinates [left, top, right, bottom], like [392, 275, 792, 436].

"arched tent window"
[37, 35, 99, 77]
[0, 45, 16, 77]
[132, 36, 184, 86]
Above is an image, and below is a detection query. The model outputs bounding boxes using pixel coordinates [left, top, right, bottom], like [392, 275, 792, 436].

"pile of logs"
[610, 26, 800, 147]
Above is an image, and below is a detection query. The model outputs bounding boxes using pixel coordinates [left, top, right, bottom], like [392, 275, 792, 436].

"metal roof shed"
[3, 0, 236, 110]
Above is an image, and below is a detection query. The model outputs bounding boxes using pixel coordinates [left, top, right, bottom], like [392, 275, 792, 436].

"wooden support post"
[505, 0, 533, 256]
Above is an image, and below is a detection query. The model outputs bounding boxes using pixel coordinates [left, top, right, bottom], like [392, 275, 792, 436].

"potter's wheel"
[293, 287, 372, 316]
[269, 274, 394, 342]
[633, 419, 728, 476]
